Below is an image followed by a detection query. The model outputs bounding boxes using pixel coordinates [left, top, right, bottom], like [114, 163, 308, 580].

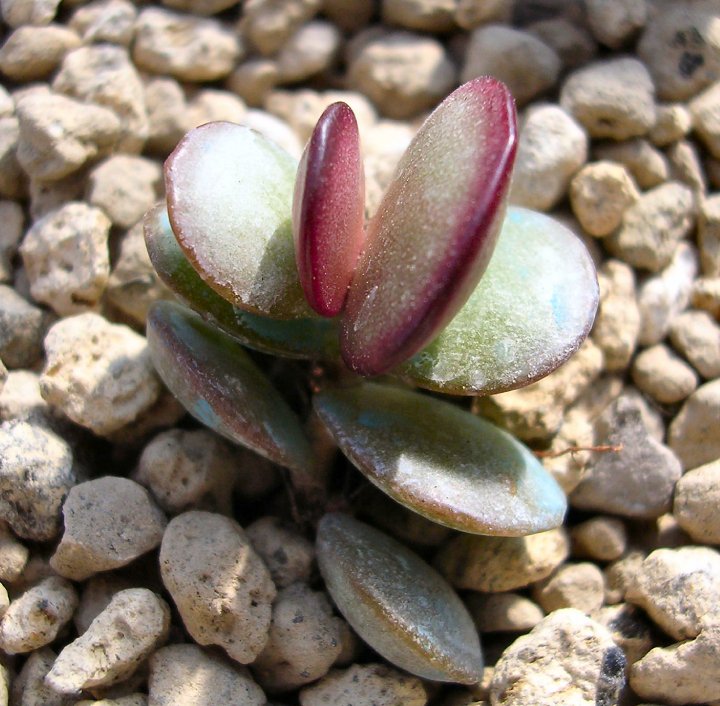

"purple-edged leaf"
[314, 382, 567, 536]
[340, 77, 518, 376]
[316, 513, 483, 683]
[165, 122, 312, 319]
[146, 300, 314, 474]
[144, 203, 340, 361]
[396, 207, 600, 394]
[293, 102, 365, 317]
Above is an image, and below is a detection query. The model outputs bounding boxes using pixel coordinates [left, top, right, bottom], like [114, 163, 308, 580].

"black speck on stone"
[595, 646, 626, 706]
[679, 52, 704, 78]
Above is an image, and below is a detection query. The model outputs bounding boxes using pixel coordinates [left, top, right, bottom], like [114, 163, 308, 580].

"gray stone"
[0, 285, 48, 369]
[489, 609, 626, 706]
[0, 199, 23, 282]
[528, 18, 597, 70]
[593, 603, 655, 667]
[570, 393, 682, 518]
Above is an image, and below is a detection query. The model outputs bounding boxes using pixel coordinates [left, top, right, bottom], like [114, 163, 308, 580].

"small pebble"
[382, 0, 456, 33]
[160, 511, 276, 664]
[299, 663, 427, 706]
[0, 522, 28, 582]
[243, 0, 320, 56]
[143, 76, 189, 155]
[0, 576, 78, 653]
[50, 476, 166, 581]
[626, 546, 720, 640]
[631, 344, 699, 405]
[592, 260, 641, 371]
[0, 24, 80, 81]
[20, 201, 111, 316]
[690, 81, 720, 159]
[570, 393, 682, 518]
[594, 138, 669, 189]
[673, 459, 720, 545]
[667, 139, 707, 192]
[246, 516, 314, 589]
[532, 562, 605, 614]
[698, 193, 720, 276]
[347, 31, 455, 119]
[605, 181, 696, 273]
[133, 7, 242, 82]
[649, 103, 693, 147]
[571, 516, 627, 562]
[149, 643, 265, 706]
[46, 588, 170, 694]
[0, 420, 77, 541]
[0, 199, 23, 282]
[186, 88, 247, 129]
[604, 550, 646, 605]
[68, 0, 138, 46]
[0, 284, 49, 369]
[668, 378, 720, 469]
[691, 275, 720, 318]
[461, 25, 560, 106]
[668, 309, 720, 379]
[584, 0, 646, 49]
[527, 18, 597, 70]
[489, 608, 626, 706]
[85, 155, 162, 229]
[560, 57, 656, 140]
[569, 160, 639, 237]
[637, 1, 720, 101]
[40, 312, 161, 436]
[253, 582, 344, 692]
[226, 59, 279, 107]
[465, 592, 544, 633]
[434, 528, 569, 592]
[10, 647, 71, 706]
[0, 116, 26, 199]
[509, 103, 588, 212]
[276, 20, 341, 84]
[73, 573, 134, 635]
[631, 626, 720, 705]
[1, 0, 60, 27]
[593, 603, 655, 666]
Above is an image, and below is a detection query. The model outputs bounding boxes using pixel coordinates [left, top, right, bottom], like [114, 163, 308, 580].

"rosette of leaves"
[145, 78, 599, 684]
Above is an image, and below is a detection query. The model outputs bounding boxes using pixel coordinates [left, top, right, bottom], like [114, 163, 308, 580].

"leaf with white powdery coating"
[316, 512, 483, 684]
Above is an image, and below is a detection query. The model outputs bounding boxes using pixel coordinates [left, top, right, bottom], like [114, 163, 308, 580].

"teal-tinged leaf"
[144, 203, 339, 361]
[341, 78, 517, 376]
[147, 300, 314, 474]
[397, 207, 599, 395]
[314, 383, 567, 536]
[316, 513, 483, 684]
[165, 122, 313, 319]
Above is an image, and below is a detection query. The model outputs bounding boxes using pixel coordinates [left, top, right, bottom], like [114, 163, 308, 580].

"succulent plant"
[144, 77, 599, 684]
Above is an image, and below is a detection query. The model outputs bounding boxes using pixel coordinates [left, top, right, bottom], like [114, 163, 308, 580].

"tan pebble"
[143, 77, 189, 155]
[0, 576, 78, 653]
[50, 476, 166, 581]
[698, 193, 720, 277]
[528, 18, 597, 71]
[0, 521, 28, 582]
[74, 573, 134, 635]
[632, 344, 699, 405]
[604, 550, 646, 605]
[465, 592, 544, 633]
[299, 663, 427, 706]
[242, 0, 321, 56]
[226, 59, 279, 107]
[649, 103, 693, 147]
[0, 24, 80, 81]
[454, 0, 512, 28]
[10, 647, 71, 706]
[28, 169, 86, 221]
[584, 0, 646, 49]
[1, 0, 60, 27]
[571, 516, 627, 562]
[667, 139, 707, 192]
[669, 309, 720, 379]
[69, 0, 138, 46]
[186, 88, 247, 129]
[383, 0, 456, 33]
[669, 379, 720, 469]
[277, 20, 341, 83]
[673, 459, 720, 545]
[691, 276, 720, 318]
[160, 511, 276, 663]
[594, 138, 669, 189]
[532, 562, 605, 614]
[690, 75, 720, 160]
[0, 116, 26, 199]
[46, 588, 170, 694]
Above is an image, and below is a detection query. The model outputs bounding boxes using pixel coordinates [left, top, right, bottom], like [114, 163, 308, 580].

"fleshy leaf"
[316, 513, 483, 683]
[165, 121, 312, 319]
[147, 300, 314, 474]
[314, 382, 567, 536]
[293, 102, 365, 317]
[397, 207, 600, 394]
[341, 77, 518, 376]
[144, 203, 339, 361]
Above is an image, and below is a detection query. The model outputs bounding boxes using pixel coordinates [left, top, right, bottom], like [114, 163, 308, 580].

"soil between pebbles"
[0, 1, 720, 705]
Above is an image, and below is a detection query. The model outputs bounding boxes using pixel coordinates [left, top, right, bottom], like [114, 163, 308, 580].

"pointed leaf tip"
[341, 77, 518, 376]
[293, 102, 366, 317]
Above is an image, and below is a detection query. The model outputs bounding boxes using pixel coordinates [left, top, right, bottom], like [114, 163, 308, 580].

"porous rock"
[50, 476, 166, 581]
[46, 588, 170, 694]
[1, 0, 60, 27]
[667, 139, 707, 192]
[585, 0, 646, 49]
[649, 103, 693, 146]
[0, 576, 78, 653]
[571, 516, 627, 562]
[73, 573, 134, 635]
[489, 609, 626, 706]
[149, 643, 265, 706]
[594, 137, 669, 190]
[0, 24, 80, 81]
[673, 459, 720, 545]
[10, 647, 73, 706]
[626, 546, 720, 640]
[465, 592, 544, 634]
[569, 160, 639, 237]
[242, 0, 320, 56]
[53, 44, 148, 153]
[631, 626, 720, 705]
[276, 20, 341, 83]
[0, 521, 28, 582]
[0, 116, 26, 199]
[15, 92, 121, 181]
[632, 344, 699, 405]
[0, 284, 49, 369]
[86, 155, 161, 229]
[605, 181, 695, 272]
[669, 309, 720, 379]
[347, 31, 455, 119]
[690, 80, 720, 159]
[20, 201, 110, 316]
[160, 511, 276, 664]
[509, 103, 588, 211]
[40, 312, 161, 436]
[668, 378, 720, 469]
[0, 199, 23, 282]
[605, 550, 646, 605]
[527, 17, 597, 70]
[434, 528, 569, 592]
[532, 562, 605, 615]
[133, 7, 242, 82]
[570, 393, 682, 518]
[299, 663, 427, 706]
[461, 25, 560, 106]
[253, 582, 344, 692]
[143, 77, 189, 155]
[0, 420, 77, 541]
[560, 57, 656, 140]
[246, 516, 314, 589]
[691, 275, 720, 318]
[225, 59, 279, 107]
[699, 192, 720, 276]
[382, 0, 456, 33]
[68, 0, 138, 46]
